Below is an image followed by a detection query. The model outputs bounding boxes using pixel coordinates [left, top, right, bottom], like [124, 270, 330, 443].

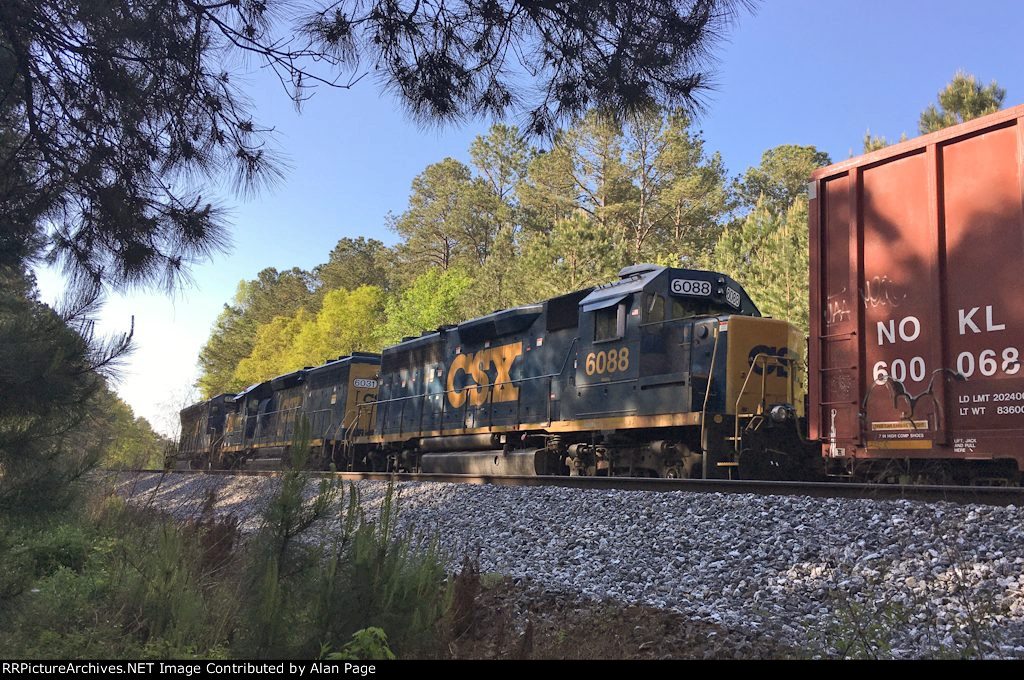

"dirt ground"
[447, 573, 796, 660]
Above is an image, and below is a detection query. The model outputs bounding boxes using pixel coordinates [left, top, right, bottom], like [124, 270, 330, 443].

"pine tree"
[391, 159, 499, 273]
[919, 71, 1006, 134]
[519, 215, 620, 300]
[710, 196, 810, 337]
[734, 145, 831, 216]
[3, 0, 750, 295]
[654, 111, 732, 264]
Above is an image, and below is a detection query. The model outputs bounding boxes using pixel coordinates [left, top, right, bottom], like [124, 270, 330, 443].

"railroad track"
[120, 469, 1024, 507]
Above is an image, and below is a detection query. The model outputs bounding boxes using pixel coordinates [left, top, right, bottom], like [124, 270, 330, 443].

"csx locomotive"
[178, 264, 821, 479]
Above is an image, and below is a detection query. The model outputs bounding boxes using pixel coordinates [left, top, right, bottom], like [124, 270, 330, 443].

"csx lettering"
[585, 348, 630, 376]
[748, 346, 789, 377]
[446, 342, 522, 409]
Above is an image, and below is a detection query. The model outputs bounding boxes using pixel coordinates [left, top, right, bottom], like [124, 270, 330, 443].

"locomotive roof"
[381, 265, 761, 358]
[305, 352, 381, 375]
[579, 264, 761, 316]
[457, 304, 543, 344]
[384, 301, 544, 355]
[233, 353, 384, 401]
[234, 380, 273, 402]
[270, 368, 307, 390]
[180, 392, 236, 416]
[579, 265, 664, 310]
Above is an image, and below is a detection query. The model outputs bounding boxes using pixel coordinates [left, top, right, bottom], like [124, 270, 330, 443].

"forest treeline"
[0, 268, 172, 513]
[199, 109, 823, 396]
[198, 70, 1009, 398]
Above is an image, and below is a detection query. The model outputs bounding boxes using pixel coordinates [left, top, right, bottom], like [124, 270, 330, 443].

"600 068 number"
[874, 347, 1022, 384]
[956, 348, 1020, 378]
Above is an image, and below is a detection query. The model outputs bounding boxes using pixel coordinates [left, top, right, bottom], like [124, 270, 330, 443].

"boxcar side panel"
[810, 105, 1024, 472]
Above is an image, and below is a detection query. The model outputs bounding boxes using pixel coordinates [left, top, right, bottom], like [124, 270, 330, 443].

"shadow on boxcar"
[821, 151, 1023, 483]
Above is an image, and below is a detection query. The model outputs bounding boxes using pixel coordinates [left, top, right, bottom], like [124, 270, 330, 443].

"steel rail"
[116, 469, 1024, 507]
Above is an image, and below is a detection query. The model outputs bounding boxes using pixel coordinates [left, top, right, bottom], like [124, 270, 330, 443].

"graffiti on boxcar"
[826, 289, 851, 325]
[861, 275, 906, 309]
[829, 371, 855, 399]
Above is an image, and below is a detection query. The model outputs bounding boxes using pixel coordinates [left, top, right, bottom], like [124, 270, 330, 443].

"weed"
[324, 628, 397, 661]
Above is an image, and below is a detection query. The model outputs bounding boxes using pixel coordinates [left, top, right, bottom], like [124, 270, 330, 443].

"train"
[178, 105, 1024, 485]
[179, 264, 821, 480]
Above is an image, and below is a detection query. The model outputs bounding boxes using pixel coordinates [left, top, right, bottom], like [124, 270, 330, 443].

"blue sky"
[35, 0, 1024, 434]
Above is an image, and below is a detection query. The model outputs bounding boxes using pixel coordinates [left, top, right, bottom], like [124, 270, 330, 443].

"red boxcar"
[808, 104, 1024, 483]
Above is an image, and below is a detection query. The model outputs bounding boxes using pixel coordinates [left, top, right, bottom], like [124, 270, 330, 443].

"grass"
[0, 422, 455, 659]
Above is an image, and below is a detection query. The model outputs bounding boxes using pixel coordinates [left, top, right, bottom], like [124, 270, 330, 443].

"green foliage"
[470, 124, 532, 204]
[325, 628, 398, 661]
[919, 70, 1006, 134]
[22, 521, 91, 577]
[5, 0, 746, 300]
[711, 196, 810, 337]
[0, 273, 109, 516]
[649, 110, 733, 264]
[97, 389, 172, 469]
[311, 483, 452, 658]
[233, 310, 311, 388]
[233, 425, 452, 658]
[519, 215, 621, 300]
[198, 268, 315, 397]
[238, 420, 340, 657]
[0, 496, 239, 658]
[863, 129, 889, 153]
[314, 238, 396, 295]
[557, 111, 635, 240]
[392, 158, 502, 273]
[861, 130, 908, 154]
[518, 144, 580, 229]
[382, 268, 474, 344]
[734, 145, 831, 215]
[1, 465, 454, 659]
[196, 119, 829, 392]
[213, 282, 387, 391]
[292, 286, 388, 367]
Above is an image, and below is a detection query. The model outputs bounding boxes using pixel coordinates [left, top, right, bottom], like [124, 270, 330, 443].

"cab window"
[644, 293, 665, 323]
[594, 303, 627, 342]
[671, 298, 716, 320]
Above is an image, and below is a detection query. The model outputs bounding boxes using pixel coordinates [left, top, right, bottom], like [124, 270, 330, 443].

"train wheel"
[662, 465, 684, 479]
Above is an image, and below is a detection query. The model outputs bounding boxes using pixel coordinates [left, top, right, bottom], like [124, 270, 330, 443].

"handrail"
[699, 325, 722, 479]
[732, 353, 805, 454]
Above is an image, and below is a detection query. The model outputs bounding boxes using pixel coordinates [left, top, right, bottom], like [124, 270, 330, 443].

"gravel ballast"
[114, 472, 1024, 658]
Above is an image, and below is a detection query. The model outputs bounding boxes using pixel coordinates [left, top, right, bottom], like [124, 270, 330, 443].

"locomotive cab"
[572, 265, 814, 478]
